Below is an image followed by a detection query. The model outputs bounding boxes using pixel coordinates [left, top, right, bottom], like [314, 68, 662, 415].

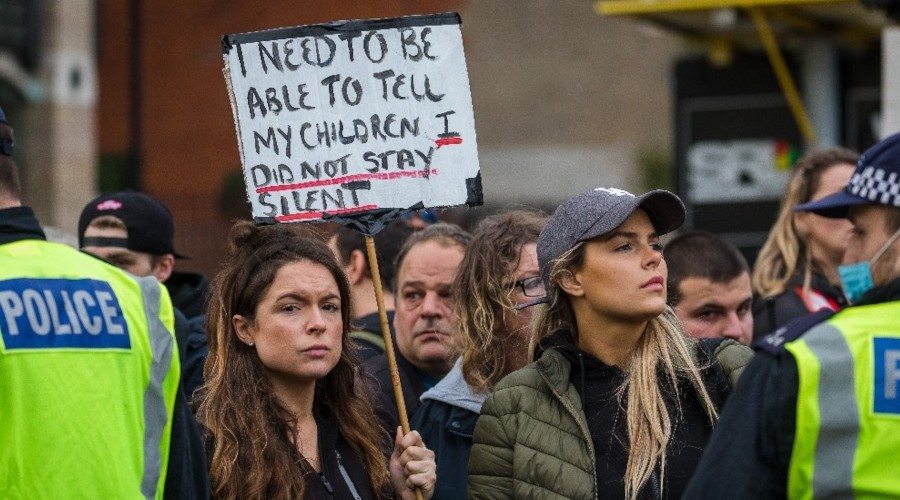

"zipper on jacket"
[335, 450, 364, 500]
[319, 473, 334, 495]
[650, 469, 661, 499]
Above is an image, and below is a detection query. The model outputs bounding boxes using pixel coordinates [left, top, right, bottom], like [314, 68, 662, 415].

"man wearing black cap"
[78, 191, 209, 398]
[79, 191, 209, 318]
[0, 107, 207, 498]
[684, 133, 900, 498]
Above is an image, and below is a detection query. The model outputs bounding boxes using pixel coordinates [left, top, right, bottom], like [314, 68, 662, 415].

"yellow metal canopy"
[598, 0, 853, 14]
[594, 0, 892, 144]
[593, 0, 887, 51]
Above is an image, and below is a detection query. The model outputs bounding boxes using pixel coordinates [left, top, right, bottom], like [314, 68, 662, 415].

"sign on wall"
[675, 55, 805, 264]
[687, 138, 794, 203]
[222, 13, 481, 234]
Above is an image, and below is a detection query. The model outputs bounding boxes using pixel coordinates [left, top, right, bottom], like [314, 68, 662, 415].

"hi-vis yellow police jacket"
[785, 300, 900, 499]
[0, 239, 179, 499]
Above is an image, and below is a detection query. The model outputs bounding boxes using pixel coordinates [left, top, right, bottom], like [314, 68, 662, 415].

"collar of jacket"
[787, 271, 847, 306]
[0, 206, 46, 245]
[419, 358, 487, 413]
[534, 349, 577, 405]
[855, 276, 900, 305]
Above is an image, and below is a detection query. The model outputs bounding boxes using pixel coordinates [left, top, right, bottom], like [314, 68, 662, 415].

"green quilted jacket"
[467, 339, 751, 499]
[468, 348, 596, 499]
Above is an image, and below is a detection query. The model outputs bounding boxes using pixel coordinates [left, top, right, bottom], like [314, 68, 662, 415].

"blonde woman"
[467, 188, 752, 499]
[751, 148, 858, 340]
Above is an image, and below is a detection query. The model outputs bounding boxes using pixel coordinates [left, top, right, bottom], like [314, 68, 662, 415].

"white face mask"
[837, 226, 900, 304]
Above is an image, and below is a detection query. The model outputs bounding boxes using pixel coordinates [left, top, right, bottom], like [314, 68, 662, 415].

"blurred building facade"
[1, 0, 96, 241]
[3, 0, 684, 276]
[3, 1, 892, 276]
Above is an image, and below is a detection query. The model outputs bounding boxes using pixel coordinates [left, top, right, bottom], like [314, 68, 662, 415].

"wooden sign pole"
[364, 235, 423, 500]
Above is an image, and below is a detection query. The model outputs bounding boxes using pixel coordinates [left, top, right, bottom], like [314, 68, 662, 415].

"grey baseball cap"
[516, 187, 684, 309]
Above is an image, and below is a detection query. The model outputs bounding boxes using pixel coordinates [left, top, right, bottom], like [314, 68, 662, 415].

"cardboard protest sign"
[222, 13, 481, 234]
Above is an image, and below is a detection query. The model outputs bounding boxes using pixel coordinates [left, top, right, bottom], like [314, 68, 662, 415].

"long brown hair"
[529, 242, 718, 500]
[196, 221, 388, 499]
[456, 209, 548, 392]
[752, 147, 859, 298]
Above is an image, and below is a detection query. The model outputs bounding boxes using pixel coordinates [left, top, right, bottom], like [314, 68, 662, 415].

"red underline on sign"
[276, 204, 380, 222]
[435, 137, 463, 148]
[256, 169, 440, 194]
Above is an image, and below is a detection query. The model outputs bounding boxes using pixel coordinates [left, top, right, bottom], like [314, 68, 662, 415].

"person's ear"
[233, 314, 256, 346]
[152, 254, 175, 282]
[557, 270, 585, 297]
[346, 249, 369, 285]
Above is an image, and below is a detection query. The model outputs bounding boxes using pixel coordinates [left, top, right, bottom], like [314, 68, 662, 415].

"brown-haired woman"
[751, 147, 858, 340]
[196, 220, 436, 499]
[468, 188, 752, 499]
[409, 209, 548, 499]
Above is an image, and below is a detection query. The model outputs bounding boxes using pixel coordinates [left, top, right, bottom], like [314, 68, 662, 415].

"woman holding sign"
[197, 221, 435, 499]
[467, 188, 752, 499]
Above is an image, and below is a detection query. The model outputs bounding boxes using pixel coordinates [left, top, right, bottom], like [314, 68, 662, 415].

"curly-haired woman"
[410, 209, 548, 499]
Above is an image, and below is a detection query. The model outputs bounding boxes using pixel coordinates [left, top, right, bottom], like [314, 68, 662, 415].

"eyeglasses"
[509, 276, 545, 298]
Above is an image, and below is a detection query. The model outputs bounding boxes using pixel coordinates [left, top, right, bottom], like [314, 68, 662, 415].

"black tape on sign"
[465, 172, 483, 207]
[221, 12, 461, 54]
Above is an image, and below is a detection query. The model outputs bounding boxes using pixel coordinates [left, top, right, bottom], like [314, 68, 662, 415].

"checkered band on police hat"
[847, 165, 900, 207]
[794, 131, 900, 217]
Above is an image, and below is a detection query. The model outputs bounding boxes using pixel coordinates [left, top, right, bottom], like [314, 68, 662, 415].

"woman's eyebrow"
[275, 292, 341, 303]
[603, 229, 659, 240]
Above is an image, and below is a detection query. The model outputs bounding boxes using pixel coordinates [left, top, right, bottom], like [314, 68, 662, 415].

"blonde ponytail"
[621, 310, 717, 499]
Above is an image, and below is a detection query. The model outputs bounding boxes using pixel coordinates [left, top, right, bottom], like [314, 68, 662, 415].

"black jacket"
[202, 407, 384, 500]
[752, 272, 845, 341]
[547, 332, 733, 499]
[173, 310, 207, 403]
[0, 206, 210, 499]
[304, 408, 384, 500]
[165, 271, 209, 402]
[164, 379, 212, 499]
[683, 278, 900, 499]
[165, 270, 209, 319]
[350, 310, 394, 362]
[0, 206, 45, 244]
[363, 346, 428, 449]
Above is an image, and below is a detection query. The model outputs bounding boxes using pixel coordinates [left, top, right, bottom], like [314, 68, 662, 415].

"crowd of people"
[3, 99, 900, 500]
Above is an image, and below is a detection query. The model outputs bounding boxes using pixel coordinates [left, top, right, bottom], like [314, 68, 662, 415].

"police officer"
[0, 106, 201, 499]
[78, 190, 209, 400]
[684, 132, 900, 499]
